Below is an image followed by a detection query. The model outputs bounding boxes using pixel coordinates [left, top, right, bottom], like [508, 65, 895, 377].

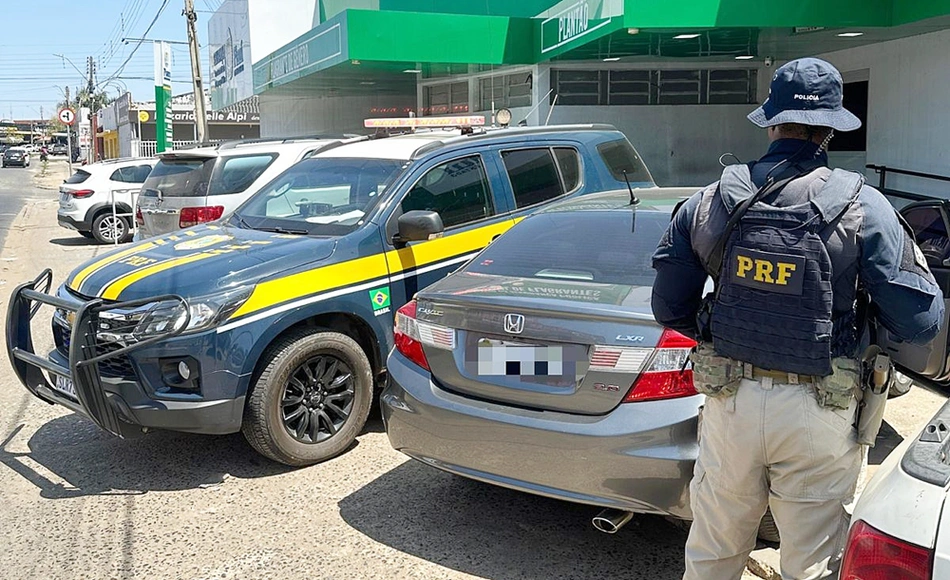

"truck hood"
[66, 225, 337, 301]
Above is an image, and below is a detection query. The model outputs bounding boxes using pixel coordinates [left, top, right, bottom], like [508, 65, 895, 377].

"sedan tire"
[242, 329, 373, 466]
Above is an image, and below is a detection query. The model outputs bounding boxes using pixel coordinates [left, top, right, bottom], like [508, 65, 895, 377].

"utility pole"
[65, 86, 73, 175]
[87, 56, 99, 161]
[184, 0, 209, 144]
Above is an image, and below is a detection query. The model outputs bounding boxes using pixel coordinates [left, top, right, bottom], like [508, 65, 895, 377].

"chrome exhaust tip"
[592, 508, 634, 534]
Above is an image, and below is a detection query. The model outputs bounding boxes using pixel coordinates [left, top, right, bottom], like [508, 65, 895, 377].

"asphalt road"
[0, 161, 46, 244]
[0, 178, 943, 580]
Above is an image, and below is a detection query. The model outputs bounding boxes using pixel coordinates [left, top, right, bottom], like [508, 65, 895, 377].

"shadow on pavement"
[49, 237, 106, 247]
[338, 460, 687, 580]
[868, 420, 904, 466]
[0, 413, 295, 499]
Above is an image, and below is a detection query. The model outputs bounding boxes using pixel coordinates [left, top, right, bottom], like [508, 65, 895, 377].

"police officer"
[652, 57, 945, 579]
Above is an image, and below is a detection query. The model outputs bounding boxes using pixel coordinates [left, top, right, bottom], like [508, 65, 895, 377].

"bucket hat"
[748, 57, 861, 132]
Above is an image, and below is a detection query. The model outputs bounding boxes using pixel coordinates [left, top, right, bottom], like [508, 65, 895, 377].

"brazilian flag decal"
[369, 287, 391, 311]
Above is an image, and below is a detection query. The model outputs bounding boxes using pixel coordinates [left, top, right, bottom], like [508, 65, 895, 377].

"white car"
[136, 136, 355, 239]
[58, 158, 156, 244]
[842, 401, 950, 579]
[840, 194, 950, 579]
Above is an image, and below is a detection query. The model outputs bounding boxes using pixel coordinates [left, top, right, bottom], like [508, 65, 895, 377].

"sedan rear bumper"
[382, 350, 701, 519]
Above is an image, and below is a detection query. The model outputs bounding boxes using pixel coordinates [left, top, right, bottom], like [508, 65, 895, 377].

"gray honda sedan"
[381, 188, 701, 524]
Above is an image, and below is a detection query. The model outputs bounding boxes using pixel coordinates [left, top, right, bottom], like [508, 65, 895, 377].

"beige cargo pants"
[683, 377, 862, 580]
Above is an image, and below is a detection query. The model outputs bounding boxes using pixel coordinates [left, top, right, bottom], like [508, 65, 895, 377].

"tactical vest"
[692, 165, 865, 377]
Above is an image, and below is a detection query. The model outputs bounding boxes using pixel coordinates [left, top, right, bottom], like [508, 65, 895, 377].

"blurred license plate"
[54, 375, 77, 398]
[475, 338, 564, 376]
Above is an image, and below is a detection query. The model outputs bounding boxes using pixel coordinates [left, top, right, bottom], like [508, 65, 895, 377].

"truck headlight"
[135, 287, 253, 338]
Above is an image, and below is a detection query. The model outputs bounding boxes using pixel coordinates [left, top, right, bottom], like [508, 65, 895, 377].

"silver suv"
[136, 136, 353, 238]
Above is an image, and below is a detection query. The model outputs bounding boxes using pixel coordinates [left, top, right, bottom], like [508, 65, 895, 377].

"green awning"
[253, 0, 950, 93]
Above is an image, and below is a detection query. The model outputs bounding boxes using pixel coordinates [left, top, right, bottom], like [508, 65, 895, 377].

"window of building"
[401, 155, 494, 228]
[608, 70, 651, 105]
[708, 69, 758, 105]
[551, 70, 601, 105]
[478, 72, 533, 111]
[423, 81, 469, 116]
[656, 70, 702, 105]
[553, 67, 757, 106]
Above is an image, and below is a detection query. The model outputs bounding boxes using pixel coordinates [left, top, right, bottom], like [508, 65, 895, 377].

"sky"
[0, 0, 217, 120]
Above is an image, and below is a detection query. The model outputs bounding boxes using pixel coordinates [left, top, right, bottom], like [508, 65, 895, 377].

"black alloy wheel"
[281, 355, 355, 444]
[242, 329, 373, 466]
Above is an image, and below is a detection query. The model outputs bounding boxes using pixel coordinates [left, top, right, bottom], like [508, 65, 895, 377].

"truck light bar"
[363, 116, 486, 129]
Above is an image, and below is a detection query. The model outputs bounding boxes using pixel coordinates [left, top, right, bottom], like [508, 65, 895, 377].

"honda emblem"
[504, 313, 525, 334]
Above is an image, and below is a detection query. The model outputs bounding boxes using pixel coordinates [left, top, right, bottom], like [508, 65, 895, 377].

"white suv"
[136, 136, 353, 239]
[58, 158, 156, 244]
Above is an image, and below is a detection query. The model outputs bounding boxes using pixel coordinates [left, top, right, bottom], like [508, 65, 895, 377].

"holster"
[855, 345, 892, 447]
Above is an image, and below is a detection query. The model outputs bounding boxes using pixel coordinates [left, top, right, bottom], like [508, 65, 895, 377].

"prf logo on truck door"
[731, 247, 806, 295]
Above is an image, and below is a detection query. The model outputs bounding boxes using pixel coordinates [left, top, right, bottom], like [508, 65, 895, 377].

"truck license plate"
[53, 375, 77, 399]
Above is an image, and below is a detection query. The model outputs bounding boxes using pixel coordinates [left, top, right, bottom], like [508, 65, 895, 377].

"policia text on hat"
[651, 58, 945, 579]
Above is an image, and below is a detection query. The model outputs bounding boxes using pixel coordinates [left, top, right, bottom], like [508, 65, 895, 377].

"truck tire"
[242, 329, 373, 466]
[92, 212, 131, 244]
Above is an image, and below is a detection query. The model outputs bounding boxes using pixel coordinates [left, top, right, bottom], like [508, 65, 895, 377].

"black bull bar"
[5, 269, 189, 438]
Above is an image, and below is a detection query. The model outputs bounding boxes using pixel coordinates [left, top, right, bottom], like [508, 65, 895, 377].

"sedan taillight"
[179, 206, 224, 228]
[840, 520, 933, 580]
[394, 300, 456, 371]
[622, 329, 697, 403]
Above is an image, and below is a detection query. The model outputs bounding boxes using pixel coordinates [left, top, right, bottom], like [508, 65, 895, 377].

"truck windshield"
[233, 157, 407, 235]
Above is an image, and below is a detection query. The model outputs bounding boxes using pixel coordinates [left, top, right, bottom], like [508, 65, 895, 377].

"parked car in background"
[841, 398, 950, 579]
[2, 147, 30, 167]
[58, 158, 156, 243]
[135, 136, 353, 239]
[382, 188, 705, 524]
[50, 143, 68, 156]
[7, 120, 658, 469]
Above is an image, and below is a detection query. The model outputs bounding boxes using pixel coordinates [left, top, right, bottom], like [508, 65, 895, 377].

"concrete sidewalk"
[31, 158, 70, 191]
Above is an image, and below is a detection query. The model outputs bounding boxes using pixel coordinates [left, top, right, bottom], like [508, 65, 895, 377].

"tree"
[55, 88, 114, 113]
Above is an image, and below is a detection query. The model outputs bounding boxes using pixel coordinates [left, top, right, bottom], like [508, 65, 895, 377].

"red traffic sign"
[58, 108, 76, 126]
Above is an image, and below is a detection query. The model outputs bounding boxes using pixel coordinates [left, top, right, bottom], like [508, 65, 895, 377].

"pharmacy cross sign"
[58, 108, 76, 126]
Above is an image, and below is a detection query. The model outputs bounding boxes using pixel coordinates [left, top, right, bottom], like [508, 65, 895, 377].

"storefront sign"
[170, 110, 261, 123]
[253, 18, 344, 92]
[209, 0, 253, 110]
[540, 0, 614, 54]
[154, 41, 173, 153]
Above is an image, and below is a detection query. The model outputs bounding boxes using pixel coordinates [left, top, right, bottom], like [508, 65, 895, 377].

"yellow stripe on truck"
[70, 241, 157, 294]
[231, 253, 391, 319]
[230, 219, 514, 320]
[100, 252, 218, 300]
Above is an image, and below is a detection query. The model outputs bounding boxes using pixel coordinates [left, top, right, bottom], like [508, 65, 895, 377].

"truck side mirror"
[393, 210, 444, 246]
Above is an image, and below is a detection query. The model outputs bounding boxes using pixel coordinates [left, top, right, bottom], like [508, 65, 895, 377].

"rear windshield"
[464, 210, 670, 287]
[597, 138, 653, 183]
[65, 170, 92, 184]
[142, 158, 214, 197]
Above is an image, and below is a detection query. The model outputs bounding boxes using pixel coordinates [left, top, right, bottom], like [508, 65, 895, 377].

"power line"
[100, 0, 171, 87]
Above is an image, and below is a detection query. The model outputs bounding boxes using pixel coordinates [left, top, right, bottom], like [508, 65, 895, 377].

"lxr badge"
[731, 247, 806, 295]
[369, 287, 391, 315]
